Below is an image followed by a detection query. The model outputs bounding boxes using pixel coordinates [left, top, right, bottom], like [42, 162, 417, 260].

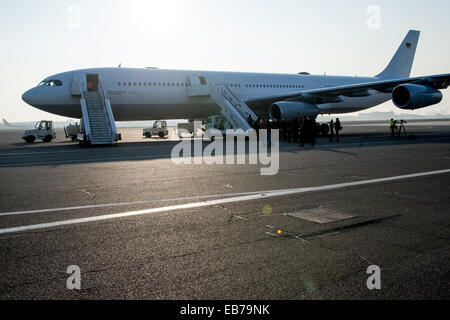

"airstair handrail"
[99, 81, 119, 139]
[217, 84, 258, 122]
[79, 83, 92, 140]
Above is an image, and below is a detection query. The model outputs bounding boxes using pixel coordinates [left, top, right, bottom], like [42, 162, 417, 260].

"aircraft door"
[71, 72, 86, 96]
[86, 74, 99, 92]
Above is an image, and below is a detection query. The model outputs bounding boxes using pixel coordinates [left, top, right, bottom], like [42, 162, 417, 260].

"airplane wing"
[243, 73, 450, 107]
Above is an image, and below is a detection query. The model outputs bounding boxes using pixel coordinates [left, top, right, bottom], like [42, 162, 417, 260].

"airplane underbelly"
[321, 93, 392, 114]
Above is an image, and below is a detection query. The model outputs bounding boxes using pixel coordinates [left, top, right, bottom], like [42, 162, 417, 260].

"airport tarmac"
[0, 120, 449, 300]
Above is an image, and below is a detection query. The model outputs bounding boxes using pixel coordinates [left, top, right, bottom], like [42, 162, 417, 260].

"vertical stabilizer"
[376, 30, 420, 79]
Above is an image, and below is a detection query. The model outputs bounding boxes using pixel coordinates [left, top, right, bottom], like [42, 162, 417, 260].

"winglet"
[376, 30, 420, 79]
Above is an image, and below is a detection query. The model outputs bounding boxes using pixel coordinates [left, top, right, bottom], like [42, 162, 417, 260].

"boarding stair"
[208, 83, 258, 131]
[79, 82, 120, 145]
[187, 76, 257, 131]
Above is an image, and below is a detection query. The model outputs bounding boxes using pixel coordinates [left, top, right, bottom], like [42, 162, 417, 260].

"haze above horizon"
[1, 0, 450, 121]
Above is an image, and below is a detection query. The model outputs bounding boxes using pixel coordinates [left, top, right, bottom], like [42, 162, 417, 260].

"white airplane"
[2, 119, 16, 128]
[22, 30, 449, 125]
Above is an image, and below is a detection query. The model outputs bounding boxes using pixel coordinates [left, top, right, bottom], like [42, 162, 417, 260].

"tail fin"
[376, 30, 420, 79]
[2, 119, 14, 127]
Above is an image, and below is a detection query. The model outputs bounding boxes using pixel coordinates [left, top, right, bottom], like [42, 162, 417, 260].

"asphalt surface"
[0, 121, 449, 300]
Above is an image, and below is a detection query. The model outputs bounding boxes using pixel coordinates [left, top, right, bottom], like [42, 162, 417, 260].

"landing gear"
[319, 123, 330, 136]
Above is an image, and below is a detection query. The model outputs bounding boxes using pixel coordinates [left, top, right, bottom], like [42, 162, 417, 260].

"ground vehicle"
[64, 123, 80, 141]
[204, 115, 237, 141]
[143, 121, 168, 138]
[177, 122, 196, 138]
[22, 120, 56, 143]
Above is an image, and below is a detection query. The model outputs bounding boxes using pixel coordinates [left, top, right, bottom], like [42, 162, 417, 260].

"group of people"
[279, 116, 318, 147]
[328, 118, 342, 142]
[247, 115, 342, 147]
[247, 116, 273, 145]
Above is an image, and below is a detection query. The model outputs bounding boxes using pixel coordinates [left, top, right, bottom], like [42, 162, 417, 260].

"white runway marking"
[0, 191, 268, 217]
[0, 169, 449, 235]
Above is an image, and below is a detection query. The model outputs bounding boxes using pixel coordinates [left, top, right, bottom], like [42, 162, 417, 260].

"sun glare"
[130, 0, 184, 38]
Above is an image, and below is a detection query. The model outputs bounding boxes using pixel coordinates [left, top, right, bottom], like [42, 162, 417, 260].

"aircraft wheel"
[320, 124, 330, 136]
[25, 136, 35, 143]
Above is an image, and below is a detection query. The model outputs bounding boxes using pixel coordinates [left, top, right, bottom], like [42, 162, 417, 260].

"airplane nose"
[22, 89, 35, 106]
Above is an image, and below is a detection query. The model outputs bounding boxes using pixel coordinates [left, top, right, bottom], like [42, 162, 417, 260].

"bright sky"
[1, 0, 450, 121]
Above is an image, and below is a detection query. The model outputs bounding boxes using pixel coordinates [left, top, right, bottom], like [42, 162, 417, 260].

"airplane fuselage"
[22, 68, 392, 121]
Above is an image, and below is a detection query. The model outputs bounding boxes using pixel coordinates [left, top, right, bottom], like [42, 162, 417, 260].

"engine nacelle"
[392, 84, 442, 110]
[270, 101, 320, 121]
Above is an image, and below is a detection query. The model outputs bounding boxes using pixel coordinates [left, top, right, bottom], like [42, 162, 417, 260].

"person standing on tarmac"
[287, 120, 292, 143]
[335, 118, 342, 142]
[292, 117, 299, 143]
[267, 117, 272, 147]
[254, 116, 261, 137]
[310, 117, 317, 147]
[247, 115, 254, 128]
[390, 118, 396, 139]
[329, 118, 335, 141]
[280, 119, 287, 142]
[299, 116, 306, 147]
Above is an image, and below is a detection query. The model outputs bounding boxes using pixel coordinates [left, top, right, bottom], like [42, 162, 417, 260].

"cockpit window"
[38, 80, 63, 87]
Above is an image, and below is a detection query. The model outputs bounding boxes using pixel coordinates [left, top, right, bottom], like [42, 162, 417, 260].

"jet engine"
[392, 84, 442, 110]
[270, 101, 320, 121]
